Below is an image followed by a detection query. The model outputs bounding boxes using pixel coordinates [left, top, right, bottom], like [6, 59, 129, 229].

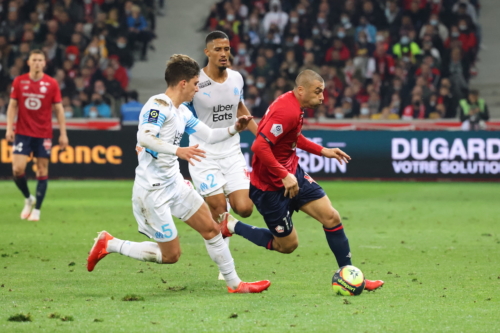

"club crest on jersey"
[147, 109, 160, 123]
[198, 80, 211, 89]
[233, 87, 239, 96]
[270, 124, 283, 137]
[43, 139, 52, 151]
[40, 86, 47, 93]
[275, 225, 285, 233]
[304, 173, 316, 184]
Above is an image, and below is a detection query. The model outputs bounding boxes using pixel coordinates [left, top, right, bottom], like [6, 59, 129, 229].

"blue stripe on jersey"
[141, 113, 167, 127]
[185, 118, 200, 134]
[183, 102, 198, 118]
[145, 148, 158, 159]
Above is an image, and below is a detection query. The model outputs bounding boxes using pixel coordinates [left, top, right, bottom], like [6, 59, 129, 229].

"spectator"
[392, 33, 421, 64]
[262, 0, 289, 35]
[459, 89, 489, 131]
[373, 42, 396, 81]
[437, 84, 457, 118]
[62, 96, 82, 118]
[421, 13, 449, 43]
[110, 36, 134, 69]
[84, 92, 112, 118]
[93, 80, 115, 110]
[60, 0, 84, 23]
[385, 0, 403, 39]
[44, 33, 64, 68]
[402, 95, 427, 120]
[55, 69, 76, 97]
[0, 11, 24, 45]
[355, 16, 377, 44]
[108, 55, 128, 89]
[127, 5, 155, 61]
[102, 66, 124, 102]
[120, 90, 143, 121]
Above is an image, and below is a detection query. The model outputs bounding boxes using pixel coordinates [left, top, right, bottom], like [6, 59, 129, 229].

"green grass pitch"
[0, 180, 499, 332]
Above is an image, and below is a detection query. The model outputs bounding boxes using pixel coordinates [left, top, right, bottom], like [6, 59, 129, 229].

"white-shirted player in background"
[86, 54, 270, 294]
[184, 31, 258, 279]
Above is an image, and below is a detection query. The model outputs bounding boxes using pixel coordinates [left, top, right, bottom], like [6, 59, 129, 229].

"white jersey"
[186, 68, 244, 159]
[135, 93, 200, 190]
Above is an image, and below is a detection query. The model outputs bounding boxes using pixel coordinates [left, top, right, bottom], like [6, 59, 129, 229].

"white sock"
[204, 233, 241, 289]
[109, 238, 162, 263]
[227, 214, 238, 234]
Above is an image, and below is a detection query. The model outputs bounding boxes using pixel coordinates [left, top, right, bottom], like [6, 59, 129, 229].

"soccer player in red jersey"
[5, 50, 69, 221]
[219, 70, 384, 291]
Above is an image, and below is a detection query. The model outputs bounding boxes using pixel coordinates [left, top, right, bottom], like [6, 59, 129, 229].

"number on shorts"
[161, 224, 173, 238]
[283, 211, 291, 230]
[206, 174, 217, 188]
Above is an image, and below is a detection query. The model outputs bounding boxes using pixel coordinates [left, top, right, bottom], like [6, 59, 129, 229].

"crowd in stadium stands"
[0, 0, 158, 120]
[203, 0, 485, 121]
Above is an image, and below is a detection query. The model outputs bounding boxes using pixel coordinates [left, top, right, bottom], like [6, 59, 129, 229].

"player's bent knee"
[323, 208, 341, 229]
[233, 205, 253, 218]
[276, 240, 299, 254]
[161, 251, 181, 264]
[12, 167, 25, 177]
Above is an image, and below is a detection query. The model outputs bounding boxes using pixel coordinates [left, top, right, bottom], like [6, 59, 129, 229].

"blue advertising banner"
[1, 129, 499, 180]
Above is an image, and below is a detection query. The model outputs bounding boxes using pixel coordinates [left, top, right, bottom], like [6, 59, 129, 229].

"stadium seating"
[203, 0, 481, 120]
[0, 0, 160, 119]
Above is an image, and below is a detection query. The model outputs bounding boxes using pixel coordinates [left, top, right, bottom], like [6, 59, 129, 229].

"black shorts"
[13, 134, 52, 158]
[250, 165, 326, 238]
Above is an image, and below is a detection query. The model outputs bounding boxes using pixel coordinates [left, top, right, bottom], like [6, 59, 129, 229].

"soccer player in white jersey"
[86, 54, 270, 294]
[184, 31, 258, 278]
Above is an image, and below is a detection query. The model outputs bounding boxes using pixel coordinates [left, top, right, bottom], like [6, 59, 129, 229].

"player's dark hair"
[29, 49, 46, 59]
[205, 30, 229, 45]
[164, 54, 200, 87]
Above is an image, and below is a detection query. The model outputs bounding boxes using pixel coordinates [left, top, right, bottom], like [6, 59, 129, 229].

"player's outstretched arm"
[5, 99, 18, 142]
[321, 148, 351, 165]
[188, 115, 253, 144]
[138, 124, 206, 166]
[54, 103, 69, 150]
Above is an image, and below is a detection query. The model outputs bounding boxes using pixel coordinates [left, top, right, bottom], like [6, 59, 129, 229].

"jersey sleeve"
[139, 99, 171, 130]
[182, 101, 198, 118]
[52, 80, 62, 104]
[258, 106, 295, 145]
[10, 77, 19, 99]
[184, 110, 201, 135]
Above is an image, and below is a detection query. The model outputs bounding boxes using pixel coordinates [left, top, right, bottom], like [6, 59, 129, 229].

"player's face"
[302, 80, 325, 109]
[27, 54, 46, 73]
[183, 76, 199, 102]
[205, 39, 231, 70]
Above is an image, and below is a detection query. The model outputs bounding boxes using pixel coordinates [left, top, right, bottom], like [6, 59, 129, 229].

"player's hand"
[282, 173, 299, 199]
[176, 144, 206, 166]
[234, 115, 254, 133]
[5, 129, 15, 143]
[321, 148, 351, 165]
[59, 134, 69, 150]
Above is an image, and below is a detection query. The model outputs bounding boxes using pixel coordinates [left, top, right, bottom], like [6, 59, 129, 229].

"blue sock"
[35, 177, 48, 210]
[234, 221, 274, 250]
[14, 174, 30, 198]
[324, 224, 352, 267]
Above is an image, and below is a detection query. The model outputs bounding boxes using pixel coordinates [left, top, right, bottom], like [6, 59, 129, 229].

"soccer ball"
[332, 265, 365, 296]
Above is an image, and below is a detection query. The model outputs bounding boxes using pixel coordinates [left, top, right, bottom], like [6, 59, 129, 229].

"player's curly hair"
[164, 54, 200, 87]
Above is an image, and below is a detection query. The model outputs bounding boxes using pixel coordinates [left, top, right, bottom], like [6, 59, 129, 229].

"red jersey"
[251, 91, 323, 191]
[10, 73, 62, 138]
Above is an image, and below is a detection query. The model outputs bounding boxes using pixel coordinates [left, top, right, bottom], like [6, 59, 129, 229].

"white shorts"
[189, 152, 250, 197]
[132, 174, 204, 243]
